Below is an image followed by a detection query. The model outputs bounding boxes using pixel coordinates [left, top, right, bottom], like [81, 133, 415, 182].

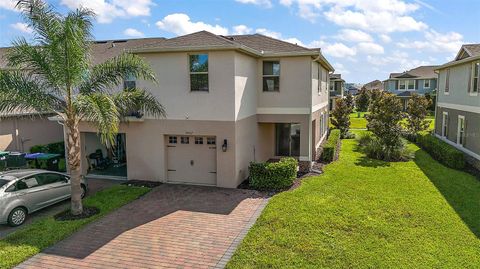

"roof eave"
[436, 55, 480, 70]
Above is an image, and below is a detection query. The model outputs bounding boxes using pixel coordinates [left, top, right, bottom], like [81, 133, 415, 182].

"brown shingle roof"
[388, 65, 438, 80]
[224, 34, 313, 54]
[462, 44, 480, 58]
[363, 80, 383, 90]
[137, 31, 236, 50]
[0, 37, 166, 69]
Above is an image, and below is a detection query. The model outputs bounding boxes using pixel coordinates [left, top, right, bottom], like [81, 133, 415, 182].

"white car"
[0, 169, 88, 226]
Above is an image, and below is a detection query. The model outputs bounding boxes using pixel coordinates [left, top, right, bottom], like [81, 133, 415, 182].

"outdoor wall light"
[222, 139, 228, 152]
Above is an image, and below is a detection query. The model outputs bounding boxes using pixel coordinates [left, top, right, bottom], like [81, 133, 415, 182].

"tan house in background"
[75, 31, 334, 188]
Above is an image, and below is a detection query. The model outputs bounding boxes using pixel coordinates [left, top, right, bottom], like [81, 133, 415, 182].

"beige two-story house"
[77, 31, 334, 188]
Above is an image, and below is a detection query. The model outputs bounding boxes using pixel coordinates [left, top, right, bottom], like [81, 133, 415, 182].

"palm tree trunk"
[66, 117, 83, 215]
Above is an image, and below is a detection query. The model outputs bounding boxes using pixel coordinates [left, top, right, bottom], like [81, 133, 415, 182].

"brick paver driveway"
[16, 184, 268, 269]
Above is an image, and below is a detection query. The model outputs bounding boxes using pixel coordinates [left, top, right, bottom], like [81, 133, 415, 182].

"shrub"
[321, 129, 340, 163]
[249, 157, 298, 191]
[30, 141, 65, 156]
[331, 99, 351, 138]
[416, 133, 465, 169]
[356, 88, 370, 112]
[405, 93, 431, 135]
[30, 144, 47, 153]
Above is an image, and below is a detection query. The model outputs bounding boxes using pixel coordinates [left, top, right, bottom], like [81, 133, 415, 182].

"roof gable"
[455, 44, 480, 61]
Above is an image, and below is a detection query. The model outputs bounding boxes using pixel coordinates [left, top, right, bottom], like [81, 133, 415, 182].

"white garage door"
[166, 135, 217, 185]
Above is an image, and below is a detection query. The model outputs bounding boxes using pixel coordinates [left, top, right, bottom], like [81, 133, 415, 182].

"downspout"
[14, 117, 20, 151]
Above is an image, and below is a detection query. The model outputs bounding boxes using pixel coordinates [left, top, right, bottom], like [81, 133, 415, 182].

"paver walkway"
[16, 184, 268, 269]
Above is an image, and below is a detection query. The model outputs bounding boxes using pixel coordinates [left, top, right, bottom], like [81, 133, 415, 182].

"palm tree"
[0, 0, 165, 215]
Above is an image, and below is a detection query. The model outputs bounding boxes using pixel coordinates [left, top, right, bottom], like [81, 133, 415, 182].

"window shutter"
[464, 119, 467, 146]
[395, 80, 399, 90]
[467, 64, 472, 93]
[414, 80, 417, 90]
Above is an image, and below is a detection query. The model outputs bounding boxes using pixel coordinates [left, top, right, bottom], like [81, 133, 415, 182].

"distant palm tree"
[0, 0, 165, 215]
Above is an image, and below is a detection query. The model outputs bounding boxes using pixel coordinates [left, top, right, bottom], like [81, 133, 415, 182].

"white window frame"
[470, 61, 479, 96]
[441, 112, 448, 138]
[189, 53, 209, 92]
[399, 80, 406, 91]
[445, 69, 450, 95]
[457, 115, 465, 146]
[263, 60, 280, 92]
[407, 80, 415, 90]
[318, 65, 321, 94]
[423, 79, 430, 89]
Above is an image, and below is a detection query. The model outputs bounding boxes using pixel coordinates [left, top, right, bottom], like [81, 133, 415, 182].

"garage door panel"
[166, 136, 217, 185]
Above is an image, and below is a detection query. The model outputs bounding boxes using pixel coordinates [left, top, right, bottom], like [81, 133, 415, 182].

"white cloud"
[156, 13, 229, 35]
[322, 42, 357, 58]
[397, 30, 464, 55]
[356, 42, 384, 54]
[367, 50, 431, 72]
[283, 37, 305, 47]
[335, 29, 373, 43]
[0, 0, 17, 12]
[232, 25, 253, 35]
[235, 0, 272, 8]
[60, 0, 153, 23]
[255, 28, 282, 39]
[379, 34, 392, 43]
[123, 28, 144, 37]
[10, 22, 32, 34]
[333, 62, 350, 75]
[280, 0, 428, 33]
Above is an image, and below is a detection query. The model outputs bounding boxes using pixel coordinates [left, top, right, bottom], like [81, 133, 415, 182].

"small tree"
[366, 92, 405, 160]
[405, 93, 431, 135]
[331, 98, 351, 138]
[345, 92, 355, 112]
[356, 87, 370, 112]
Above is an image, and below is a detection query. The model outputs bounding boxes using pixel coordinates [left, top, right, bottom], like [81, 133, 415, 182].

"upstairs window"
[471, 62, 479, 94]
[445, 69, 450, 94]
[424, 79, 430, 88]
[123, 74, 136, 90]
[318, 66, 321, 93]
[190, 54, 209, 91]
[263, 61, 280, 92]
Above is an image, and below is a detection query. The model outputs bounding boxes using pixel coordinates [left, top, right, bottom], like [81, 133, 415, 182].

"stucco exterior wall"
[136, 51, 236, 121]
[234, 52, 258, 120]
[312, 62, 330, 109]
[257, 56, 311, 109]
[257, 114, 310, 160]
[79, 119, 238, 188]
[435, 106, 480, 159]
[437, 63, 480, 107]
[0, 116, 63, 152]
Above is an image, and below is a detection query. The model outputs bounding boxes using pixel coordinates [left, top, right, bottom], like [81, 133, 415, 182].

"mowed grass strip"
[227, 135, 480, 268]
[0, 185, 150, 269]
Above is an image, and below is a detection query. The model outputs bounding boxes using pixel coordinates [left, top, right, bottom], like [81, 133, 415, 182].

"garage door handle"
[167, 145, 176, 148]
[168, 169, 176, 171]
[209, 171, 217, 174]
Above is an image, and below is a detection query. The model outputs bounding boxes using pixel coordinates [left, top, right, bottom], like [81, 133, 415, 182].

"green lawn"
[228, 134, 480, 268]
[0, 185, 150, 269]
[349, 112, 368, 129]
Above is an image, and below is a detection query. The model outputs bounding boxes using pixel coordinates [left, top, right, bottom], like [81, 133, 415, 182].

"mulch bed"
[54, 207, 100, 221]
[121, 180, 162, 188]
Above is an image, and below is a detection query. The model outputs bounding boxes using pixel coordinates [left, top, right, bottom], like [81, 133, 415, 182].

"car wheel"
[81, 184, 87, 199]
[8, 207, 27, 227]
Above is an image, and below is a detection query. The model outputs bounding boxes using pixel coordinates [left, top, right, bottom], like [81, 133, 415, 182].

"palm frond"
[73, 93, 119, 146]
[113, 89, 166, 119]
[80, 53, 157, 93]
[15, 0, 62, 47]
[0, 70, 64, 115]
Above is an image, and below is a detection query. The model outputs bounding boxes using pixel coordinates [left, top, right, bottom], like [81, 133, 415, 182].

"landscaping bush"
[321, 129, 340, 163]
[30, 141, 65, 156]
[416, 133, 465, 169]
[249, 157, 298, 191]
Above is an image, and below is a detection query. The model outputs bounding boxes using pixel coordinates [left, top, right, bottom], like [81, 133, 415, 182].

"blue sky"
[0, 0, 479, 83]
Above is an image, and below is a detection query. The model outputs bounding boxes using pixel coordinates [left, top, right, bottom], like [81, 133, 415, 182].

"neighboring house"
[363, 80, 383, 91]
[345, 83, 360, 95]
[0, 38, 165, 154]
[329, 74, 345, 110]
[435, 44, 480, 169]
[384, 65, 438, 110]
[74, 31, 334, 188]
